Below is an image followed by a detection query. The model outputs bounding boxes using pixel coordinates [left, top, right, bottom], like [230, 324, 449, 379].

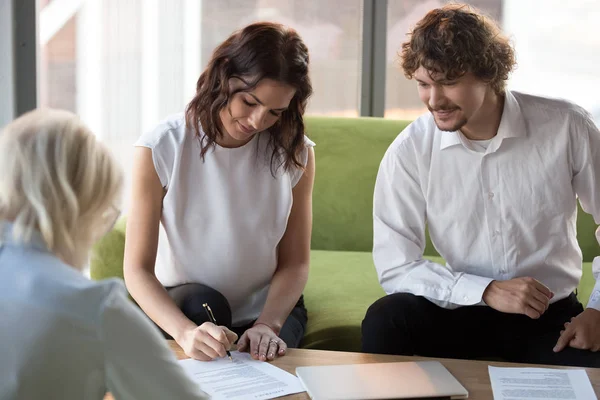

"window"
[503, 0, 600, 126]
[39, 0, 362, 211]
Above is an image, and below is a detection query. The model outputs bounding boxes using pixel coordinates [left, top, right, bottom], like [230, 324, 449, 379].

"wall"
[0, 0, 15, 127]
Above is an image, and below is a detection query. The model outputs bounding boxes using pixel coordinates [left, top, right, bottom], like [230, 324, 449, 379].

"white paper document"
[488, 366, 597, 400]
[178, 351, 305, 400]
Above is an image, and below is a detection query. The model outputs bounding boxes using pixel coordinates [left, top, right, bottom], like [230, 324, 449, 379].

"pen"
[202, 303, 233, 362]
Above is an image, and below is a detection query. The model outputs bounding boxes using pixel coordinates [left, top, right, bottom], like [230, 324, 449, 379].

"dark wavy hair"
[185, 22, 312, 172]
[400, 3, 516, 94]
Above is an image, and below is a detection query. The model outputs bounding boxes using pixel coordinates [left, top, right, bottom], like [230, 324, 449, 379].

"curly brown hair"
[185, 22, 312, 173]
[400, 3, 516, 94]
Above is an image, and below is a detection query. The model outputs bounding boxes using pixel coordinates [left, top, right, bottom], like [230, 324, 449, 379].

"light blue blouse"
[0, 222, 207, 400]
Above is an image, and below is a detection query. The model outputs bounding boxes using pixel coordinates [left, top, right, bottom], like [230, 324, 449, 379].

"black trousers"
[162, 283, 307, 348]
[361, 292, 600, 367]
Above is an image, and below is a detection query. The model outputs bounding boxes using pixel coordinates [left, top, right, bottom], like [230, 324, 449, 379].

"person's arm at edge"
[123, 147, 198, 342]
[554, 111, 600, 352]
[570, 114, 600, 311]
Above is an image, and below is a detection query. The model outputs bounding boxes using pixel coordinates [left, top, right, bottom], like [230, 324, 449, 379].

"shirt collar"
[0, 220, 50, 253]
[440, 130, 463, 150]
[495, 90, 527, 140]
[439, 90, 528, 151]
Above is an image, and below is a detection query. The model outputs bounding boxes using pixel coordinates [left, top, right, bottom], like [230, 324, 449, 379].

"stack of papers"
[489, 366, 597, 400]
[179, 351, 304, 400]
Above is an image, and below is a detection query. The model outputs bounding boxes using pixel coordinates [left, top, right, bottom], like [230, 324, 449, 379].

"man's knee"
[362, 293, 429, 354]
[363, 293, 426, 328]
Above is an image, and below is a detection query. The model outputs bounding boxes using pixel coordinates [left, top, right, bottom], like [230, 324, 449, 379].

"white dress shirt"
[373, 91, 600, 310]
[0, 222, 207, 400]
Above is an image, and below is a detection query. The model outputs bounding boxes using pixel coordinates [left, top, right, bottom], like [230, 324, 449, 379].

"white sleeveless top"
[135, 113, 314, 326]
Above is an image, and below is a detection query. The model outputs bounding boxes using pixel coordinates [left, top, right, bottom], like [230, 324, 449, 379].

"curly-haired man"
[362, 3, 600, 367]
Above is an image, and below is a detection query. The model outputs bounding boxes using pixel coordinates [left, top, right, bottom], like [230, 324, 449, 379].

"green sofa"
[91, 116, 599, 352]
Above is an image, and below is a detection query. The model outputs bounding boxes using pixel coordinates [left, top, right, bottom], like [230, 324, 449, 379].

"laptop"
[296, 361, 468, 399]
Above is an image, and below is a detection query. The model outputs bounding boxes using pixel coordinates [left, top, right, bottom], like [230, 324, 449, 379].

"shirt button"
[493, 229, 501, 236]
[463, 296, 469, 301]
[488, 192, 494, 199]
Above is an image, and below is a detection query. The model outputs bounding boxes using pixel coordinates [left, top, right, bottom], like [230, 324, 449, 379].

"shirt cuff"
[450, 273, 495, 306]
[586, 282, 600, 311]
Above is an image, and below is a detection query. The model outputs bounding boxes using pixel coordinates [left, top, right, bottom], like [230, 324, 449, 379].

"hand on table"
[177, 322, 238, 361]
[554, 308, 600, 353]
[482, 277, 554, 319]
[237, 323, 287, 361]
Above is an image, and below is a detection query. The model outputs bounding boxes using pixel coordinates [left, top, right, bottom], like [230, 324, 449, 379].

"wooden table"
[106, 341, 600, 399]
[168, 342, 600, 399]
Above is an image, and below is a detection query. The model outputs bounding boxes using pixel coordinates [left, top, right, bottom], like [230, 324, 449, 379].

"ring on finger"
[269, 339, 280, 346]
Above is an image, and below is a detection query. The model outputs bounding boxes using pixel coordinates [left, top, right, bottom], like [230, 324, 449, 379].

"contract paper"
[488, 366, 597, 400]
[178, 351, 304, 400]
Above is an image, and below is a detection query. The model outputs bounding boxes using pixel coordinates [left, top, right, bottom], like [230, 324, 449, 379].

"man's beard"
[429, 107, 467, 132]
[433, 115, 468, 132]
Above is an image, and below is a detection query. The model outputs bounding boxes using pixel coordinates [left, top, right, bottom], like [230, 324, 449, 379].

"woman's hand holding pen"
[237, 323, 287, 361]
[177, 323, 238, 361]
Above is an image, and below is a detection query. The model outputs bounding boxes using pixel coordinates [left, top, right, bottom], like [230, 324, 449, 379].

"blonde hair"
[0, 109, 123, 269]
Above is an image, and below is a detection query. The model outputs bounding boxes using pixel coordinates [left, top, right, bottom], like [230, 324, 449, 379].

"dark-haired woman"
[123, 22, 314, 363]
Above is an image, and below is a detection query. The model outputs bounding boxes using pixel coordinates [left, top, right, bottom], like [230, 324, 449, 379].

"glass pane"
[202, 0, 363, 117]
[503, 0, 600, 126]
[39, 0, 362, 212]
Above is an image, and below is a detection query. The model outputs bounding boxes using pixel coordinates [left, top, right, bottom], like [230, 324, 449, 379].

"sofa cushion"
[91, 218, 126, 281]
[302, 250, 447, 351]
[305, 117, 414, 253]
[301, 250, 384, 351]
[577, 211, 600, 262]
[578, 262, 595, 308]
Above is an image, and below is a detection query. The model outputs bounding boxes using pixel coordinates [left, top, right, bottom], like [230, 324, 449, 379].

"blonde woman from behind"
[0, 109, 207, 400]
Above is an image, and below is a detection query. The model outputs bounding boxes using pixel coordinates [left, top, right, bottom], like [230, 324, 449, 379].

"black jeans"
[361, 292, 600, 367]
[162, 283, 307, 348]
